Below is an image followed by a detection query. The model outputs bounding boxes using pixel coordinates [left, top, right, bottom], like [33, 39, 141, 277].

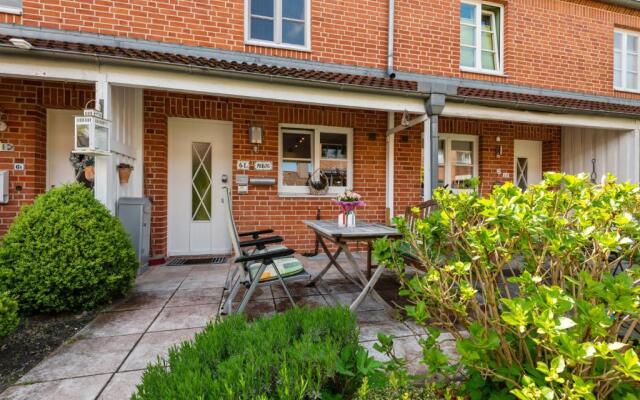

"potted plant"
[117, 163, 134, 184]
[332, 190, 365, 227]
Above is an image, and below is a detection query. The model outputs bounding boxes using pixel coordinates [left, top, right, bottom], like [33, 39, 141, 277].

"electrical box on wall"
[0, 170, 8, 204]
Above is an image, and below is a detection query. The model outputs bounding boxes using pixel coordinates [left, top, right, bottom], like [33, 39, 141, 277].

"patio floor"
[0, 253, 448, 400]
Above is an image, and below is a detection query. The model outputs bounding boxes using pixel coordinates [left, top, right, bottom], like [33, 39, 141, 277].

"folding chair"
[220, 186, 311, 315]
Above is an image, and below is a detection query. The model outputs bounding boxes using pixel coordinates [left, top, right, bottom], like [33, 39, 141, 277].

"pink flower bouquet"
[332, 190, 366, 213]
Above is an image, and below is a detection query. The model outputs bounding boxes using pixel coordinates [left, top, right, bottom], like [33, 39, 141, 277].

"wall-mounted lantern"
[249, 122, 263, 153]
[495, 135, 503, 158]
[74, 108, 111, 155]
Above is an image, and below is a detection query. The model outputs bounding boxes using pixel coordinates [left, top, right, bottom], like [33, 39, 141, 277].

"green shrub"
[375, 173, 640, 399]
[0, 291, 19, 339]
[0, 184, 137, 313]
[132, 307, 362, 400]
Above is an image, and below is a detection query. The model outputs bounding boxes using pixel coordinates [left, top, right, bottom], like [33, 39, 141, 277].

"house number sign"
[237, 160, 250, 170]
[254, 161, 272, 171]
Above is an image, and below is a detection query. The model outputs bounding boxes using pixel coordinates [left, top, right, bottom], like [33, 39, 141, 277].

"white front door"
[46, 109, 81, 189]
[514, 140, 543, 190]
[168, 118, 232, 256]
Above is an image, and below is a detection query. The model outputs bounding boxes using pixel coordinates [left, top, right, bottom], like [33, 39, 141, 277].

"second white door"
[168, 118, 232, 256]
[514, 140, 543, 190]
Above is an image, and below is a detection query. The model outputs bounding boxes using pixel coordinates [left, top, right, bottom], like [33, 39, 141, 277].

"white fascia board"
[103, 65, 425, 113]
[443, 102, 640, 130]
[0, 54, 425, 113]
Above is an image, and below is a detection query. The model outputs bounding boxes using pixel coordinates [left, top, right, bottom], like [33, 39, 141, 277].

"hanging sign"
[254, 161, 273, 171]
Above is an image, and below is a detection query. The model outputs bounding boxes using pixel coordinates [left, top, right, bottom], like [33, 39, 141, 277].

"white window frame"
[278, 124, 353, 196]
[460, 0, 504, 76]
[614, 28, 640, 94]
[245, 0, 311, 52]
[0, 0, 22, 14]
[438, 133, 479, 193]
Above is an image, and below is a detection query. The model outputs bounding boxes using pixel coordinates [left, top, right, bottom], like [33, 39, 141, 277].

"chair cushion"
[248, 256, 305, 282]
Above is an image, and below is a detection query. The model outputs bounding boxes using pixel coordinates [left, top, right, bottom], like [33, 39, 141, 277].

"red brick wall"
[0, 78, 94, 235]
[3, 0, 640, 99]
[143, 90, 403, 257]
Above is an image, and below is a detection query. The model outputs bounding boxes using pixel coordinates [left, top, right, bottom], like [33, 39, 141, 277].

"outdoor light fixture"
[495, 136, 503, 157]
[0, 111, 7, 132]
[74, 105, 111, 155]
[9, 38, 32, 50]
[248, 122, 263, 152]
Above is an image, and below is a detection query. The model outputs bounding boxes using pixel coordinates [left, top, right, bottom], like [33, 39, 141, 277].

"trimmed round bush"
[0, 183, 137, 313]
[0, 291, 19, 339]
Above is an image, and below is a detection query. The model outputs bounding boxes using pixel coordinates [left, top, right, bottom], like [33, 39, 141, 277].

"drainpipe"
[424, 94, 446, 200]
[387, 0, 395, 77]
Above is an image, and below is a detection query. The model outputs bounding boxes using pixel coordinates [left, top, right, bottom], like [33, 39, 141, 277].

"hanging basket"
[307, 169, 329, 195]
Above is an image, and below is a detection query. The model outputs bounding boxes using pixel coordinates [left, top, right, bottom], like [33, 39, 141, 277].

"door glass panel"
[450, 140, 474, 189]
[192, 142, 212, 221]
[438, 139, 445, 187]
[516, 157, 528, 191]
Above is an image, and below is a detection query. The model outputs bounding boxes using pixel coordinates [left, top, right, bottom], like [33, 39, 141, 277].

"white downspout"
[423, 118, 431, 201]
[386, 112, 395, 223]
[387, 0, 395, 77]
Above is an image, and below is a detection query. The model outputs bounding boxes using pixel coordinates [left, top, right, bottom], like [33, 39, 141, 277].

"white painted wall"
[46, 109, 81, 189]
[561, 127, 640, 183]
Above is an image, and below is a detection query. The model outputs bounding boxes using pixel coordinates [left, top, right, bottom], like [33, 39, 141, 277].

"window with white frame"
[0, 0, 21, 14]
[614, 29, 640, 92]
[246, 0, 310, 50]
[460, 0, 503, 73]
[437, 134, 478, 191]
[279, 125, 353, 195]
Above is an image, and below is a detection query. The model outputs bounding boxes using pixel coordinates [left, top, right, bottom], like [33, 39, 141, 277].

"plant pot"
[83, 165, 95, 182]
[118, 167, 132, 184]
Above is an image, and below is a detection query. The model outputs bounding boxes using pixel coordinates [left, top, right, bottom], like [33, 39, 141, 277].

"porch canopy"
[0, 31, 428, 218]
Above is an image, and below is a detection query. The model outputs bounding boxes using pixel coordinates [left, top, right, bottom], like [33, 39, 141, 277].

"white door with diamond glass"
[514, 140, 542, 191]
[168, 118, 232, 256]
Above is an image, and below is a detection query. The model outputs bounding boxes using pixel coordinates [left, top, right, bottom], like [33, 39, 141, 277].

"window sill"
[278, 192, 337, 198]
[614, 86, 640, 95]
[0, 6, 22, 15]
[460, 67, 506, 77]
[245, 40, 311, 53]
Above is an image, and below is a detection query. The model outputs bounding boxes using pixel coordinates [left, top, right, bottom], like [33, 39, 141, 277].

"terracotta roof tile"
[458, 86, 640, 115]
[0, 35, 418, 92]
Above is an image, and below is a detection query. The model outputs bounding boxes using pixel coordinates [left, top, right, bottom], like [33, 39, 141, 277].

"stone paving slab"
[1, 374, 112, 400]
[97, 370, 144, 400]
[107, 290, 174, 312]
[120, 328, 203, 372]
[148, 304, 216, 332]
[18, 334, 140, 383]
[79, 308, 162, 338]
[165, 287, 223, 307]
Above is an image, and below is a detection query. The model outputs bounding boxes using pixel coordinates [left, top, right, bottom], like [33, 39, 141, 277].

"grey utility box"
[117, 197, 151, 272]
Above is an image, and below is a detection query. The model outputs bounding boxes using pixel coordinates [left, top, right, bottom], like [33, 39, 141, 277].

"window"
[279, 125, 353, 195]
[246, 0, 310, 50]
[437, 134, 478, 191]
[460, 1, 503, 74]
[614, 29, 640, 92]
[0, 0, 21, 14]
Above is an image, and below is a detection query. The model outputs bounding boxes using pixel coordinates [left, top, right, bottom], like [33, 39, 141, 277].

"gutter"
[597, 0, 640, 10]
[0, 45, 427, 100]
[448, 95, 640, 120]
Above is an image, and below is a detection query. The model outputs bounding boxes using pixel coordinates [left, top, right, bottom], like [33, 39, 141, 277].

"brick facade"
[143, 90, 399, 256]
[0, 77, 93, 235]
[2, 0, 640, 99]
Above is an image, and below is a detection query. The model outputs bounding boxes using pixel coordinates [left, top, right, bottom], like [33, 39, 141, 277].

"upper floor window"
[614, 29, 639, 92]
[246, 0, 310, 51]
[0, 0, 22, 14]
[460, 0, 503, 74]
